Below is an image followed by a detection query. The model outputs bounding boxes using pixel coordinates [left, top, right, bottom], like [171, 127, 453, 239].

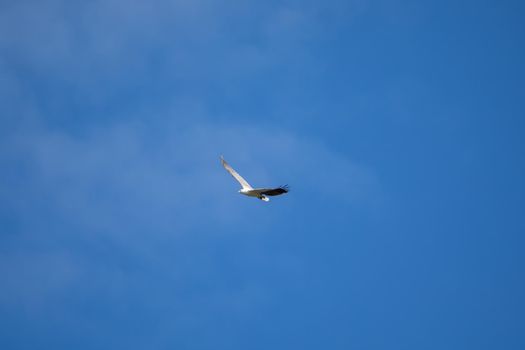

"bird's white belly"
[239, 189, 269, 201]
[239, 189, 259, 197]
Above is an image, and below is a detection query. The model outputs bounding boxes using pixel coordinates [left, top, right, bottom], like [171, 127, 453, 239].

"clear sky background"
[1, 0, 524, 349]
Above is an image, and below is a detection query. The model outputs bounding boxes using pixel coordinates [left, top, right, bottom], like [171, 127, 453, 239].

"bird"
[220, 156, 289, 202]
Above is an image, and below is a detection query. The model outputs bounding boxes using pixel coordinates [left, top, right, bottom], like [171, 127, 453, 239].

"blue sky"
[1, 0, 524, 349]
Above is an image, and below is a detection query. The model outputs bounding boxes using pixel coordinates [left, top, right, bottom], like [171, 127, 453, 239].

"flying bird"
[220, 156, 289, 202]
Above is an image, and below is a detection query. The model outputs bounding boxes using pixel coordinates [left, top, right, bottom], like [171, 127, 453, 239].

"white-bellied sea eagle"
[220, 156, 289, 202]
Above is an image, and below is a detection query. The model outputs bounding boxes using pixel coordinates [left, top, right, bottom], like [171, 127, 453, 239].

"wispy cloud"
[0, 1, 378, 347]
[3, 118, 378, 235]
[0, 117, 380, 323]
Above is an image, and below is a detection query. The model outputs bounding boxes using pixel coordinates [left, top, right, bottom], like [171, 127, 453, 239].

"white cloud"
[0, 116, 379, 306]
[0, 0, 379, 337]
[0, 0, 365, 84]
[3, 119, 378, 238]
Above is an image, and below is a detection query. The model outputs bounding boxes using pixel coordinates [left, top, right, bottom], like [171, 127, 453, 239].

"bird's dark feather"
[260, 185, 289, 196]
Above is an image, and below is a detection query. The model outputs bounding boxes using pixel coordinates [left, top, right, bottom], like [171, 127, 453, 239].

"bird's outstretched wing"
[253, 185, 289, 196]
[220, 156, 253, 190]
